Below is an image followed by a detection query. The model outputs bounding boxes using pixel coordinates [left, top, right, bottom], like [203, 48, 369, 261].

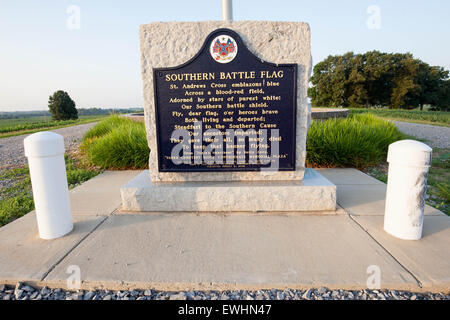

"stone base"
[120, 169, 336, 212]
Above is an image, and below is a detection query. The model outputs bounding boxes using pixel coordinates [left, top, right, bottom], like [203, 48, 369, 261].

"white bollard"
[24, 131, 73, 239]
[384, 140, 432, 240]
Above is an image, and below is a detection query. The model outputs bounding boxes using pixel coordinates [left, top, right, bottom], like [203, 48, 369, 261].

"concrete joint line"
[348, 215, 423, 288]
[338, 206, 382, 217]
[337, 205, 358, 217]
[40, 215, 110, 282]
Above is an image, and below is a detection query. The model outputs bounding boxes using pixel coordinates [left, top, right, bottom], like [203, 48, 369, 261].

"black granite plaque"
[153, 28, 297, 172]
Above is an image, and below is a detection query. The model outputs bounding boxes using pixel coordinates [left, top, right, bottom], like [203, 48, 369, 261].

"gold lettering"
[260, 70, 284, 79]
[219, 71, 256, 80]
[165, 72, 215, 81]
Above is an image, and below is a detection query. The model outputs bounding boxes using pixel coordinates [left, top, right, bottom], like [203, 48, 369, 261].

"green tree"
[308, 53, 352, 107]
[409, 63, 449, 110]
[389, 53, 420, 109]
[362, 51, 392, 107]
[309, 51, 449, 110]
[48, 90, 78, 120]
[434, 79, 450, 111]
[346, 53, 368, 108]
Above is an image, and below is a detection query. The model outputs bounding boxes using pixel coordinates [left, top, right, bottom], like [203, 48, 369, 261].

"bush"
[82, 114, 405, 170]
[82, 116, 150, 169]
[306, 114, 405, 168]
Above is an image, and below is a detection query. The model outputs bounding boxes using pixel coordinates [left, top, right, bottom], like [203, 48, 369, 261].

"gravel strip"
[0, 122, 97, 170]
[1, 283, 448, 300]
[393, 121, 450, 149]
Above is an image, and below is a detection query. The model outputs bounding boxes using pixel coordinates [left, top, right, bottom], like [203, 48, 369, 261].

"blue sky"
[1, 0, 449, 111]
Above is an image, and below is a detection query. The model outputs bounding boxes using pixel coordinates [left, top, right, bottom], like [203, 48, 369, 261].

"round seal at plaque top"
[209, 35, 238, 63]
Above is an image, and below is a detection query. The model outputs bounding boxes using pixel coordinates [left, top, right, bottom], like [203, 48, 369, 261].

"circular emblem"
[210, 35, 238, 63]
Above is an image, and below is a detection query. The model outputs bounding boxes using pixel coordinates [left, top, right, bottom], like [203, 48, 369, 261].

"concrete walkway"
[0, 169, 448, 292]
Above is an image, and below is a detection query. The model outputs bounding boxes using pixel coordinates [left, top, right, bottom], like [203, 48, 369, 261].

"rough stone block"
[120, 168, 336, 212]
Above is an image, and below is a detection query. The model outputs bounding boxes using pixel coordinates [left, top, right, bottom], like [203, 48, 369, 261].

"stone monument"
[120, 21, 336, 213]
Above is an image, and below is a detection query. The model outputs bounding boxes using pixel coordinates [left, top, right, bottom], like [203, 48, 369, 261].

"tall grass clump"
[82, 116, 149, 169]
[82, 114, 131, 140]
[306, 114, 405, 168]
[82, 114, 404, 170]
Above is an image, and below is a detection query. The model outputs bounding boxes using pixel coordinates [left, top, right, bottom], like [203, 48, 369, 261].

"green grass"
[435, 183, 450, 202]
[306, 114, 405, 168]
[427, 148, 450, 214]
[0, 156, 101, 227]
[81, 115, 150, 169]
[82, 115, 132, 140]
[83, 114, 405, 171]
[0, 168, 33, 227]
[0, 114, 110, 138]
[348, 108, 449, 127]
[365, 166, 388, 184]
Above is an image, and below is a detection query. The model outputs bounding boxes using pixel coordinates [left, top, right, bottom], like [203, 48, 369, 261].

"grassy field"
[0, 154, 102, 227]
[348, 108, 449, 126]
[0, 114, 110, 138]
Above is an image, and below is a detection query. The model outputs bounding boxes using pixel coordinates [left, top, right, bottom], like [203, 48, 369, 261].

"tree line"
[1, 106, 143, 120]
[308, 51, 450, 111]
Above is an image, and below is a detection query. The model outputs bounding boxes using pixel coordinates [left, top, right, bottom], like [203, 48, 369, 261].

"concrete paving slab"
[69, 193, 122, 216]
[70, 170, 141, 215]
[424, 205, 448, 216]
[1, 168, 447, 292]
[352, 215, 450, 291]
[71, 170, 141, 194]
[0, 212, 105, 284]
[336, 184, 387, 216]
[336, 184, 444, 216]
[44, 214, 419, 291]
[318, 168, 385, 185]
